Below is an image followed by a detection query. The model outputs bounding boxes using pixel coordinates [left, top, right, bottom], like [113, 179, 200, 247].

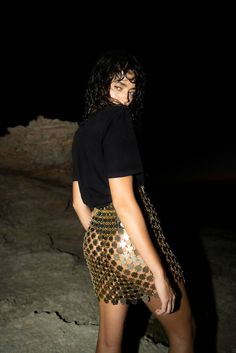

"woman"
[72, 50, 195, 353]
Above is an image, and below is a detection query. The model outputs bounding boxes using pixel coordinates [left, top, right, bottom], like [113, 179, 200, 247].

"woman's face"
[109, 70, 136, 106]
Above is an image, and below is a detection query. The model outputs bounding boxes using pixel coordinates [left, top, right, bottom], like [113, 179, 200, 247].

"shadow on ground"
[121, 179, 236, 353]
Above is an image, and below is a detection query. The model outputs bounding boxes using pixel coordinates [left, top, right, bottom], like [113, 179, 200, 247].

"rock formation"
[0, 116, 235, 353]
[0, 115, 78, 185]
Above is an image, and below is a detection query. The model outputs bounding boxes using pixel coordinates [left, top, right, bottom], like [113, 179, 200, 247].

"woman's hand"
[154, 274, 176, 315]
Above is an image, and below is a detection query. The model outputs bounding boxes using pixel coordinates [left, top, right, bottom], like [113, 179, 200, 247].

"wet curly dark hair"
[82, 50, 146, 121]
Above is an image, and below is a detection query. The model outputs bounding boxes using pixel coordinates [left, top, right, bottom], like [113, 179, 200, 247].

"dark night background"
[0, 6, 235, 352]
[2, 9, 234, 180]
[1, 7, 235, 228]
[2, 10, 235, 203]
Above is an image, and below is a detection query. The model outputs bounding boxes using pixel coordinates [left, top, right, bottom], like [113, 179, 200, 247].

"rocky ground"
[0, 170, 169, 353]
[0, 117, 235, 353]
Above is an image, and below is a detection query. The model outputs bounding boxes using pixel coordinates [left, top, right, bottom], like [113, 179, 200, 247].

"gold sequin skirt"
[83, 184, 185, 305]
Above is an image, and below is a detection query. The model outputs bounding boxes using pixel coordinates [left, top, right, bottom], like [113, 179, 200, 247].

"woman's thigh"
[97, 299, 129, 346]
[144, 280, 195, 347]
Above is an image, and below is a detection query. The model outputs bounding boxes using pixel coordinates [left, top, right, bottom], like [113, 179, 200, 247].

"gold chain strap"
[138, 185, 185, 282]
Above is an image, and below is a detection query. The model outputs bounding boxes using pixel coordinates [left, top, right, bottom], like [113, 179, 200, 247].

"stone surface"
[0, 115, 78, 169]
[0, 170, 235, 352]
[0, 171, 169, 353]
[0, 118, 235, 353]
[201, 229, 236, 353]
[0, 311, 168, 353]
[0, 116, 78, 185]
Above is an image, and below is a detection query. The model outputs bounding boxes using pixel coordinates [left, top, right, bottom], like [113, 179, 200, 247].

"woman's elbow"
[112, 194, 136, 212]
[72, 201, 80, 212]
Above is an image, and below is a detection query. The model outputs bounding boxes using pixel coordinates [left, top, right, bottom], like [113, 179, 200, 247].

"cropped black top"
[72, 104, 145, 208]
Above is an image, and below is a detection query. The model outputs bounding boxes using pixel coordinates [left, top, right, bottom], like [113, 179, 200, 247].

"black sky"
[1, 9, 235, 182]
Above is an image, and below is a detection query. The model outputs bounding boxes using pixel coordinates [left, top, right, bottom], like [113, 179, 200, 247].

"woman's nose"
[123, 93, 130, 105]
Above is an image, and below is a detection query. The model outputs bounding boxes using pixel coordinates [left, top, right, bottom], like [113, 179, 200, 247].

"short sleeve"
[103, 107, 144, 178]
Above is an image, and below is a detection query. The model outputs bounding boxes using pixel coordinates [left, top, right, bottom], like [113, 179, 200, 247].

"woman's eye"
[115, 86, 122, 91]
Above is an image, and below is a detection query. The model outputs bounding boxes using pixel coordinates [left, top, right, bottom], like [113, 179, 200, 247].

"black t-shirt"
[72, 105, 145, 208]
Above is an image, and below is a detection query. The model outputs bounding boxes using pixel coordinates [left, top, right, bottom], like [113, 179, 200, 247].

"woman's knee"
[97, 338, 121, 352]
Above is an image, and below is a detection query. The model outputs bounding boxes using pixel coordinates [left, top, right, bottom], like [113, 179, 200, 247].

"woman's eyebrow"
[115, 81, 136, 89]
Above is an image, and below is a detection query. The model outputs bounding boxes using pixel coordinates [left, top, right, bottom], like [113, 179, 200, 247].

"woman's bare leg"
[145, 280, 196, 353]
[95, 299, 129, 353]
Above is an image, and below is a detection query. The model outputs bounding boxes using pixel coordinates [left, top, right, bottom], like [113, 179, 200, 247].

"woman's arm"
[72, 181, 92, 231]
[108, 175, 175, 314]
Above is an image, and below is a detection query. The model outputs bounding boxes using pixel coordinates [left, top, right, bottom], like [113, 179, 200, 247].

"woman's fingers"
[171, 293, 176, 313]
[155, 306, 166, 315]
[153, 275, 176, 315]
[155, 293, 176, 315]
[166, 301, 172, 314]
[155, 299, 169, 315]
